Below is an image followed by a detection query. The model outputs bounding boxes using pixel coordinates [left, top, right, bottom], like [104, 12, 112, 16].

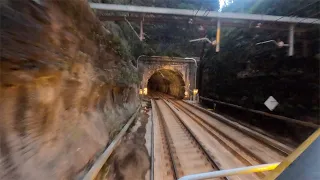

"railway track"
[151, 93, 293, 180]
[153, 99, 228, 180]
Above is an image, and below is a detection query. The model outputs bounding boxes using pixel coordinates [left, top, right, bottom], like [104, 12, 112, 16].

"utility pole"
[288, 24, 295, 56]
[216, 19, 221, 52]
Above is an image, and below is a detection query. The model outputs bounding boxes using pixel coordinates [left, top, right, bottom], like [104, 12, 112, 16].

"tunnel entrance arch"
[143, 65, 187, 90]
[138, 56, 199, 98]
[147, 68, 186, 98]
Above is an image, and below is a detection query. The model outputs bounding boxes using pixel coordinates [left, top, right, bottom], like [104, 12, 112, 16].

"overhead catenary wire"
[274, 0, 320, 22]
[124, 16, 141, 40]
[296, 2, 320, 23]
[253, 1, 319, 52]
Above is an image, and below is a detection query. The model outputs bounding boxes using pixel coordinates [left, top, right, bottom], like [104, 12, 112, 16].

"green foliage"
[116, 62, 140, 84]
[113, 0, 219, 57]
[201, 0, 320, 118]
[177, 3, 197, 9]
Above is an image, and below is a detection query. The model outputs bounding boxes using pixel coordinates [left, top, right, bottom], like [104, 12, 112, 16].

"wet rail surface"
[151, 93, 293, 180]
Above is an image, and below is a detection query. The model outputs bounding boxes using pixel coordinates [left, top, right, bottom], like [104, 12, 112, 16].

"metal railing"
[82, 106, 141, 180]
[200, 96, 319, 129]
[178, 163, 280, 180]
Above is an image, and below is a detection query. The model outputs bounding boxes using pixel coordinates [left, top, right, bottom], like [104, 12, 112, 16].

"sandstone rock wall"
[0, 0, 139, 179]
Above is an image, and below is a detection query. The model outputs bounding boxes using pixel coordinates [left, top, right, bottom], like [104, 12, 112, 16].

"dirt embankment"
[0, 0, 139, 179]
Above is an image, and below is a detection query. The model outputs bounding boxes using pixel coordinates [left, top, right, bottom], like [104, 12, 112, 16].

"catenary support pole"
[288, 24, 295, 56]
[216, 19, 221, 52]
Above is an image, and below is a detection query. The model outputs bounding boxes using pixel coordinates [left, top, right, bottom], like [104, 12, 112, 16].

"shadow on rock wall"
[0, 0, 139, 179]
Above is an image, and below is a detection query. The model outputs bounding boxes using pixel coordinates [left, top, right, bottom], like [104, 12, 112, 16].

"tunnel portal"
[139, 56, 198, 99]
[147, 69, 185, 98]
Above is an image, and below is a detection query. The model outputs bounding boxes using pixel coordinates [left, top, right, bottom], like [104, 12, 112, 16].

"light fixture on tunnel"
[139, 89, 143, 95]
[193, 89, 198, 95]
[185, 91, 189, 97]
[143, 88, 148, 95]
[193, 89, 199, 102]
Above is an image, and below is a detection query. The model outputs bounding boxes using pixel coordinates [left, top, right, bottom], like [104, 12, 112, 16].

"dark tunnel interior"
[147, 69, 185, 99]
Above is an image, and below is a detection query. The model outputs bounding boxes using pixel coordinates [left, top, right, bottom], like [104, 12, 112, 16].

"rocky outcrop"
[0, 0, 139, 179]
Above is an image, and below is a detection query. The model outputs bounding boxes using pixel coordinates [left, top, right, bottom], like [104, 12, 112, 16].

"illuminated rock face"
[0, 0, 139, 179]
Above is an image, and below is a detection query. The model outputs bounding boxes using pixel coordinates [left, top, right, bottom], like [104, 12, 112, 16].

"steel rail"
[153, 100, 179, 179]
[89, 3, 320, 25]
[150, 100, 156, 180]
[163, 97, 267, 178]
[159, 98, 229, 180]
[182, 99, 292, 156]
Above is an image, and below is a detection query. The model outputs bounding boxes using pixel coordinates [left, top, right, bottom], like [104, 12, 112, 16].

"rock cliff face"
[0, 0, 139, 179]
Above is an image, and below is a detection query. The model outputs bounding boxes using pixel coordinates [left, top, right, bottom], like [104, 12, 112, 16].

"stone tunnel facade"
[138, 56, 198, 97]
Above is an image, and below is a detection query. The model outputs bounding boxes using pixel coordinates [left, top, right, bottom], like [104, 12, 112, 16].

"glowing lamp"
[143, 88, 148, 95]
[193, 89, 198, 95]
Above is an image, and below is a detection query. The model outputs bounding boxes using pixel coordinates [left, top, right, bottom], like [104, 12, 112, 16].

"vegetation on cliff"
[200, 0, 319, 121]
